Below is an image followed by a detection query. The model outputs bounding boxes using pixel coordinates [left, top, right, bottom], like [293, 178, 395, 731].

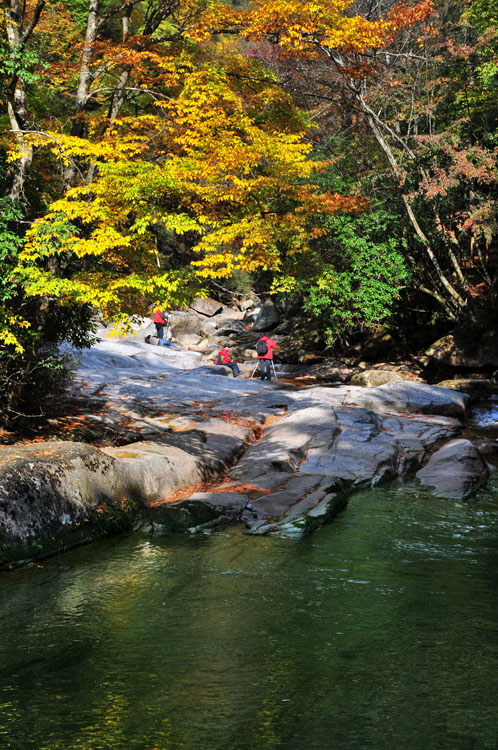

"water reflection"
[1, 481, 498, 749]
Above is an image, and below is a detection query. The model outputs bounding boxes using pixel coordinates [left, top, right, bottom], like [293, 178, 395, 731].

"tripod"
[250, 359, 278, 381]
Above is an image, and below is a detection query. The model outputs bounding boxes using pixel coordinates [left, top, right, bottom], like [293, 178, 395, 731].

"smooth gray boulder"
[216, 318, 247, 335]
[215, 307, 245, 321]
[426, 329, 498, 368]
[416, 439, 489, 499]
[170, 311, 212, 339]
[189, 297, 223, 317]
[174, 332, 203, 348]
[103, 417, 254, 503]
[351, 370, 415, 387]
[102, 442, 208, 504]
[251, 304, 281, 332]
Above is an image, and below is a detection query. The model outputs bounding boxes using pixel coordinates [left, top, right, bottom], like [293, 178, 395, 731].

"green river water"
[2, 480, 498, 750]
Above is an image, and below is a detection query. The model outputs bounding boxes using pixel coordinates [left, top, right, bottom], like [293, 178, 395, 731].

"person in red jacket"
[153, 309, 167, 340]
[257, 335, 277, 381]
[215, 345, 240, 377]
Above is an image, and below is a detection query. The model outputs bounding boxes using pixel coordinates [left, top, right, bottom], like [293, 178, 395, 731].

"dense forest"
[1, 0, 498, 423]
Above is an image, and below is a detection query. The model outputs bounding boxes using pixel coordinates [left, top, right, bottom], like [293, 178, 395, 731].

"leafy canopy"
[6, 0, 432, 346]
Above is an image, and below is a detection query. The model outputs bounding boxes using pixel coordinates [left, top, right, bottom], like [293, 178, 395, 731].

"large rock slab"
[0, 442, 122, 540]
[339, 382, 469, 419]
[0, 442, 127, 564]
[229, 405, 335, 481]
[217, 391, 468, 537]
[416, 439, 489, 499]
[426, 329, 498, 368]
[189, 297, 223, 317]
[3, 336, 489, 557]
[298, 407, 397, 485]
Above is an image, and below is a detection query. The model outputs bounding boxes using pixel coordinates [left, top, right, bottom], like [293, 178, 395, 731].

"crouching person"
[214, 345, 240, 377]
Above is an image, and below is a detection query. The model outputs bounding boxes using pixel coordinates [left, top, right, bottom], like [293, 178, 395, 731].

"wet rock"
[249, 475, 334, 522]
[416, 439, 488, 499]
[148, 492, 249, 533]
[250, 480, 348, 539]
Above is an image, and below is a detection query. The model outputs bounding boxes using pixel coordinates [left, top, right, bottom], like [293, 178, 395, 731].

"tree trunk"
[4, 0, 45, 201]
[360, 105, 468, 316]
[63, 0, 100, 189]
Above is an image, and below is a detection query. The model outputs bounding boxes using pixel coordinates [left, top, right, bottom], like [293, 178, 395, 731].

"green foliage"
[0, 198, 23, 304]
[463, 0, 498, 34]
[0, 46, 41, 86]
[274, 203, 409, 343]
[0, 199, 98, 428]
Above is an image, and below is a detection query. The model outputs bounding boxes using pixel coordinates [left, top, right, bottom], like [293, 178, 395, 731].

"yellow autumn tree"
[17, 0, 431, 333]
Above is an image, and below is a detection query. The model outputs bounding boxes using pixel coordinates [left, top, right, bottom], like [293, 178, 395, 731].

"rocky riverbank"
[1, 331, 497, 567]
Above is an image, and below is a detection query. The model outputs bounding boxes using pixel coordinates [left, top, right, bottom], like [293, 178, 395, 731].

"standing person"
[256, 335, 277, 381]
[153, 309, 167, 341]
[215, 344, 240, 377]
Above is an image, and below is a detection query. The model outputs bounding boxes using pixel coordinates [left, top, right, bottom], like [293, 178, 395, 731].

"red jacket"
[153, 310, 166, 324]
[258, 336, 277, 359]
[218, 347, 232, 364]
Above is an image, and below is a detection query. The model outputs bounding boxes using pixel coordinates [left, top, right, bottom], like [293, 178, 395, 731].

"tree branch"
[21, 0, 45, 44]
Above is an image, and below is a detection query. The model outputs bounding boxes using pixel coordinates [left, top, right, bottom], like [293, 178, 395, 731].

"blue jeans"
[155, 322, 164, 339]
[225, 362, 240, 377]
[259, 359, 272, 380]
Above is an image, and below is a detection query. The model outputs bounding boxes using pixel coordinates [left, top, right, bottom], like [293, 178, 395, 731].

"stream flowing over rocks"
[1, 320, 497, 564]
